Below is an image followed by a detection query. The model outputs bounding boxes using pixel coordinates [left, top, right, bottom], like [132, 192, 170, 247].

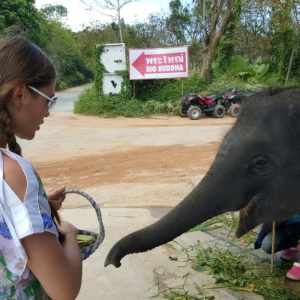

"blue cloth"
[254, 212, 300, 249]
[254, 223, 272, 249]
[281, 212, 300, 224]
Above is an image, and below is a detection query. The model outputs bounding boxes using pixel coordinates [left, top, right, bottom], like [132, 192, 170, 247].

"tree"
[38, 5, 93, 88]
[200, 0, 236, 79]
[76, 23, 117, 71]
[0, 0, 42, 44]
[166, 0, 203, 71]
[130, 14, 173, 48]
[285, 0, 300, 85]
[166, 0, 202, 46]
[80, 0, 139, 43]
[39, 4, 68, 22]
[213, 0, 242, 74]
[233, 0, 271, 62]
[166, 0, 236, 78]
[268, 0, 300, 85]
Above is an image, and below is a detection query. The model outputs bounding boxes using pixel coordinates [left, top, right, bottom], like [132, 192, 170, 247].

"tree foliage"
[1, 0, 300, 91]
[80, 0, 139, 42]
[0, 0, 41, 44]
[213, 0, 242, 74]
[38, 5, 93, 89]
[199, 0, 236, 79]
[166, 0, 201, 46]
[166, 0, 203, 68]
[268, 0, 300, 83]
[39, 4, 68, 21]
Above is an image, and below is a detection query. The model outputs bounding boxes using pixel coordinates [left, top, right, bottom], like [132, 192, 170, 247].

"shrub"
[74, 86, 178, 117]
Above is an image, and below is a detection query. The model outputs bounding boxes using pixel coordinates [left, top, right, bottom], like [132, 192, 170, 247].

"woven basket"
[62, 189, 105, 260]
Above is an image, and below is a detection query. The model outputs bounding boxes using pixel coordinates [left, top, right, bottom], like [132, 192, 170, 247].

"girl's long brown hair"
[0, 36, 65, 242]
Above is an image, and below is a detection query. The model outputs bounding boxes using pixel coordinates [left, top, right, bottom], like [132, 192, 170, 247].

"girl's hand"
[57, 220, 78, 237]
[47, 186, 66, 211]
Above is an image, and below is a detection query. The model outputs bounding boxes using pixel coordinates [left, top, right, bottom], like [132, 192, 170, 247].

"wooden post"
[133, 80, 136, 98]
[271, 221, 276, 273]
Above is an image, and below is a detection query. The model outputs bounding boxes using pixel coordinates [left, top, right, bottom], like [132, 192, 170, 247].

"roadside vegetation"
[1, 1, 300, 117]
[73, 73, 263, 117]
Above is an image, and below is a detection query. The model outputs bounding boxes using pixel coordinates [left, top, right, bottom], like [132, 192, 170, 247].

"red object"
[185, 93, 217, 106]
[132, 52, 187, 76]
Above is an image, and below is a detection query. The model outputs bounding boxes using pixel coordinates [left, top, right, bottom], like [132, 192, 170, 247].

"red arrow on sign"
[132, 52, 147, 76]
[132, 52, 186, 76]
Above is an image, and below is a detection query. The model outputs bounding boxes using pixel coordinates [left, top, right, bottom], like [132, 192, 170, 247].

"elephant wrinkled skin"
[105, 88, 300, 268]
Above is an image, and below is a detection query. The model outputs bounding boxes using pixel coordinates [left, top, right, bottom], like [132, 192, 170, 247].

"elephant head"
[105, 88, 300, 268]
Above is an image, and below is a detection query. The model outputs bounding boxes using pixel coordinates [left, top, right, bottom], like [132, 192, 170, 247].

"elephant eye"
[249, 155, 275, 176]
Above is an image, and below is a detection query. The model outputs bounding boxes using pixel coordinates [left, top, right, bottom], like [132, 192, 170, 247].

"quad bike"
[178, 91, 226, 120]
[220, 88, 244, 118]
[222, 89, 259, 117]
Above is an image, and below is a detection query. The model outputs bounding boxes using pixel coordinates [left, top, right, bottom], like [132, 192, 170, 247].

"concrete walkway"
[61, 207, 265, 300]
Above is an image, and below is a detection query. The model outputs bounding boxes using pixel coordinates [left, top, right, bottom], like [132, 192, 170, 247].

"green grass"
[158, 213, 300, 300]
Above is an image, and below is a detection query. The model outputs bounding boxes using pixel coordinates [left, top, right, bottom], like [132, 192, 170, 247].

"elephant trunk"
[105, 173, 235, 268]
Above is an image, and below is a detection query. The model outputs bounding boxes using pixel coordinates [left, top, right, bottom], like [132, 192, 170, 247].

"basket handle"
[62, 189, 105, 254]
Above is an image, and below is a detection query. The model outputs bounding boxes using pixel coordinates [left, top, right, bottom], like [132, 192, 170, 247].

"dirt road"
[19, 112, 236, 209]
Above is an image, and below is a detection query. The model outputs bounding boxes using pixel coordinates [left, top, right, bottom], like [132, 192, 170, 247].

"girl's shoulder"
[2, 153, 27, 202]
[0, 148, 37, 182]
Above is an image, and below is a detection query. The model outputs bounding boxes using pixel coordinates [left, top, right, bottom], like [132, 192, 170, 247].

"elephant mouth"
[236, 194, 269, 238]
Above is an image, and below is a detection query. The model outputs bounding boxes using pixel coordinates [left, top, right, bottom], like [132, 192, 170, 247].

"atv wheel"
[187, 106, 202, 120]
[213, 105, 226, 118]
[230, 104, 241, 118]
[178, 104, 188, 117]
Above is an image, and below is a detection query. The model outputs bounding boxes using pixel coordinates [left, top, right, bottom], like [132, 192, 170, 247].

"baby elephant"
[105, 88, 300, 268]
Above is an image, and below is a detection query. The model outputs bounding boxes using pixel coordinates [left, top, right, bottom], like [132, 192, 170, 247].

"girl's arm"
[3, 155, 82, 299]
[22, 224, 82, 300]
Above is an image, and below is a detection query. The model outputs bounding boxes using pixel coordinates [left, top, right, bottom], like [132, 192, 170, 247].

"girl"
[0, 36, 82, 299]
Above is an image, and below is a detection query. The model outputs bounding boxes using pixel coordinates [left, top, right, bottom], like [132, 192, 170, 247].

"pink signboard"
[129, 46, 189, 80]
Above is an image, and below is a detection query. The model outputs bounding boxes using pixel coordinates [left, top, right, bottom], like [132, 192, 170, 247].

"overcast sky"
[34, 0, 181, 31]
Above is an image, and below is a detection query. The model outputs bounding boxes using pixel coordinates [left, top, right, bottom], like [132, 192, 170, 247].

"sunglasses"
[27, 85, 58, 112]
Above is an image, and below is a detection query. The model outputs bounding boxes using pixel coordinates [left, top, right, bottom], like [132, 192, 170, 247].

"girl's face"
[8, 81, 57, 140]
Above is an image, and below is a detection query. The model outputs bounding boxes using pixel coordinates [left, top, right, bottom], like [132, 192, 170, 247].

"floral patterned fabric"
[0, 148, 58, 299]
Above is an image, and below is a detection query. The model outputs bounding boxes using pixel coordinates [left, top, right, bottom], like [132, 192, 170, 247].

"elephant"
[105, 88, 300, 268]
